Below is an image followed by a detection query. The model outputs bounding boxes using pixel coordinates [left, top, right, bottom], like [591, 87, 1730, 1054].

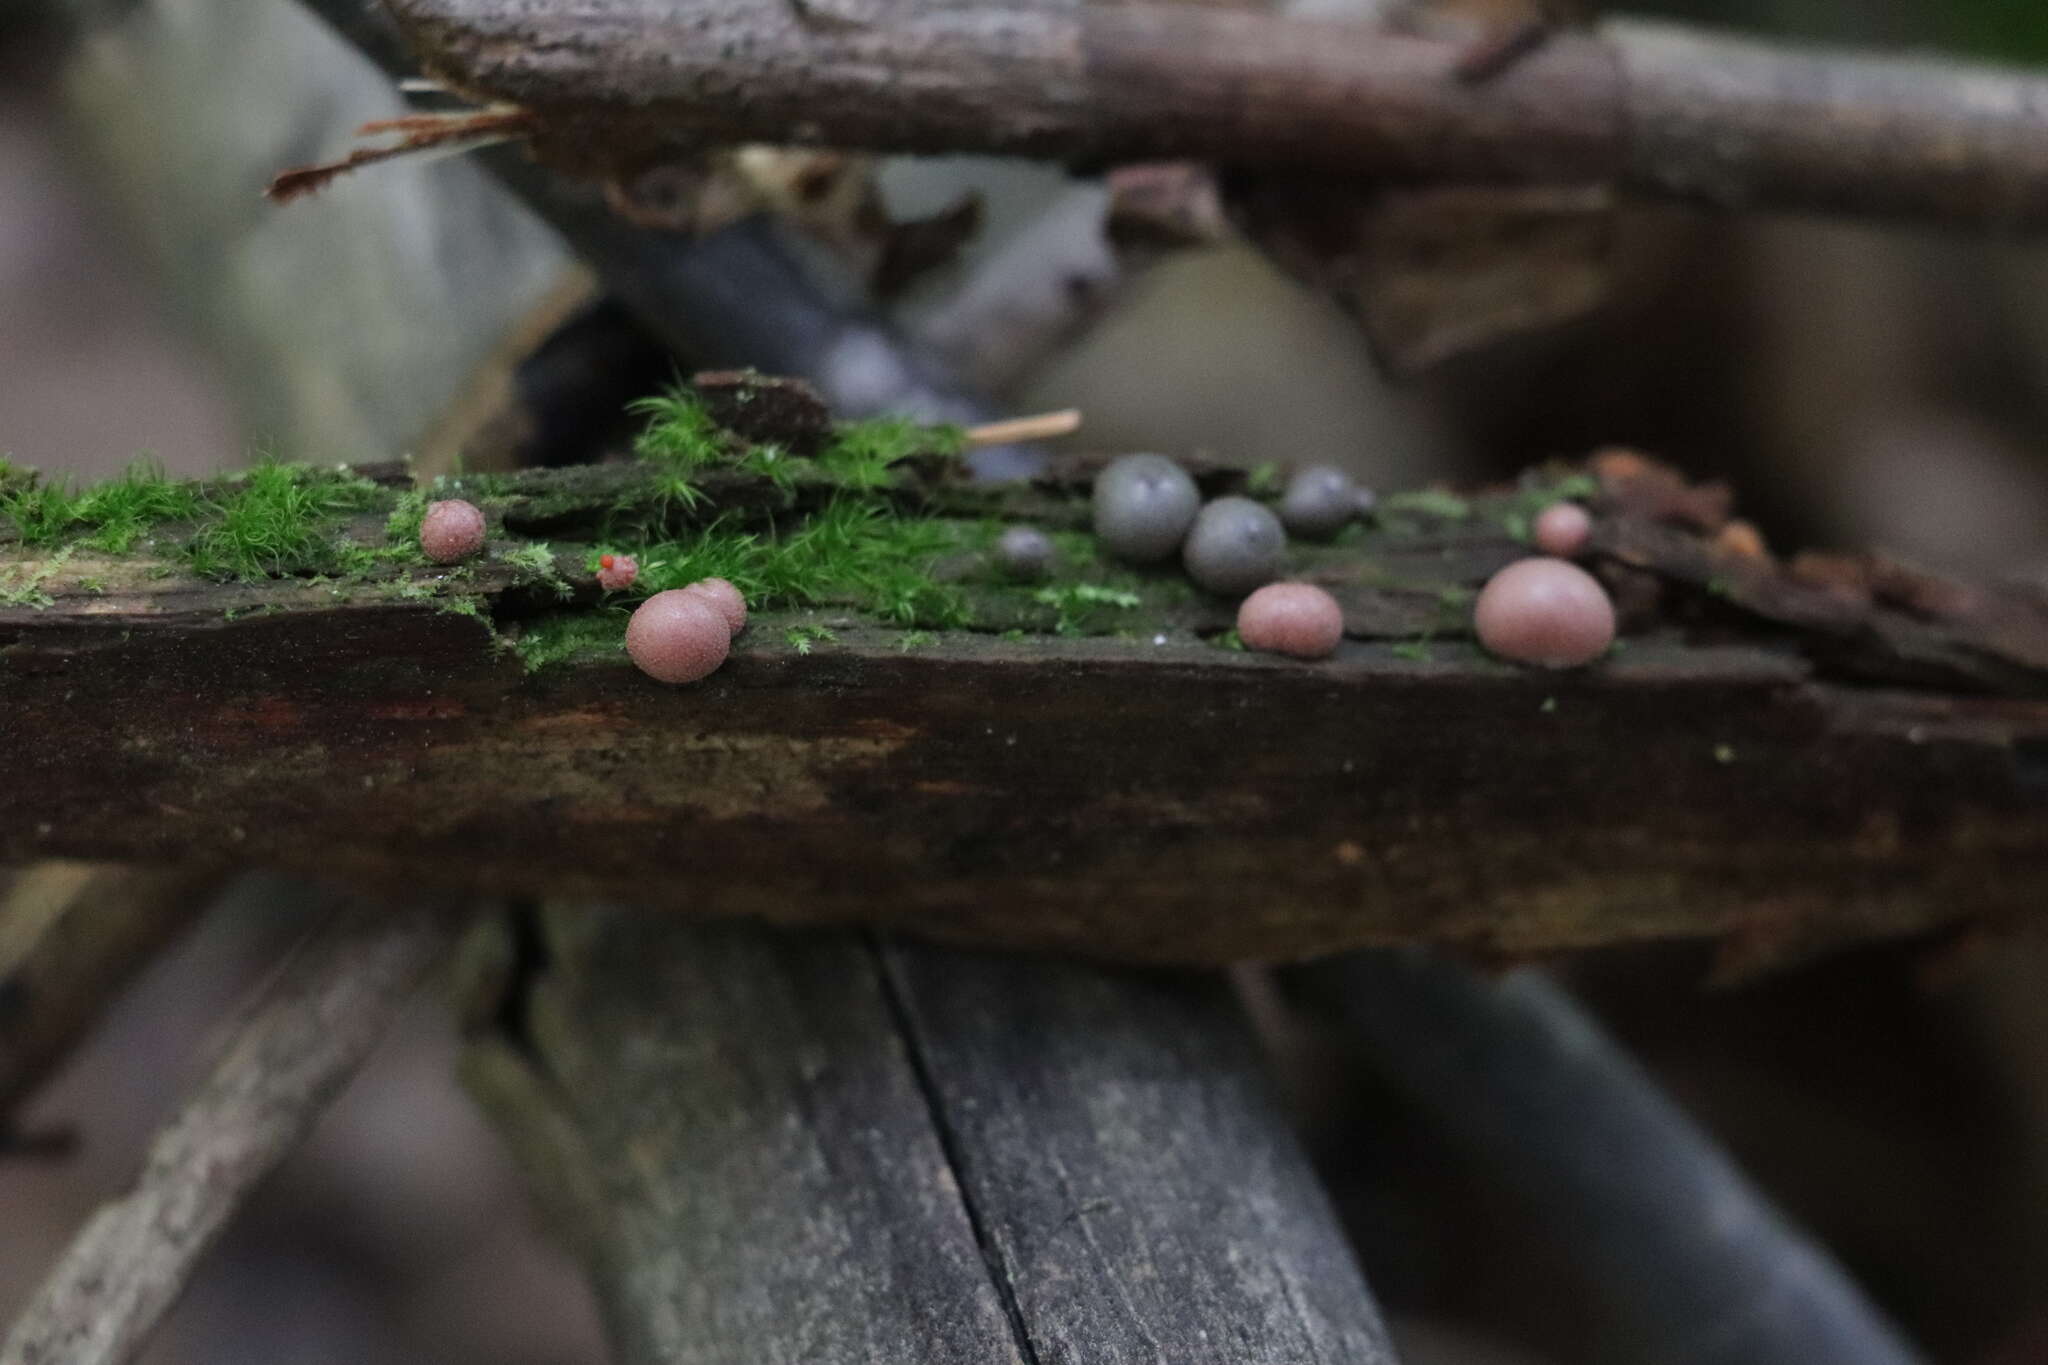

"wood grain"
[385, 0, 2048, 233]
[461, 909, 1396, 1363]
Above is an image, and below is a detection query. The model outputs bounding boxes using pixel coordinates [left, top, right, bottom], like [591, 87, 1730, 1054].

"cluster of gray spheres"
[1088, 454, 1371, 596]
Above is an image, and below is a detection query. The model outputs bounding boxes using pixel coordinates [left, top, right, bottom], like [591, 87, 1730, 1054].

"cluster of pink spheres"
[1472, 501, 1615, 669]
[626, 578, 747, 684]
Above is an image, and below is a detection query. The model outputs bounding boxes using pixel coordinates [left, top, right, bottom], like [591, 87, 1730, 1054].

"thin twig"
[0, 900, 462, 1365]
[963, 408, 1082, 447]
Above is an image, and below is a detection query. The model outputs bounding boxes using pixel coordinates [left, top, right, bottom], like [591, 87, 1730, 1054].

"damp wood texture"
[460, 909, 1398, 1364]
[3, 417, 2047, 971]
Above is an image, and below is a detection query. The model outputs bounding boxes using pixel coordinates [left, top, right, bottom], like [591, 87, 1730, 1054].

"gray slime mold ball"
[1093, 453, 1201, 564]
[1279, 465, 1361, 541]
[1183, 496, 1287, 596]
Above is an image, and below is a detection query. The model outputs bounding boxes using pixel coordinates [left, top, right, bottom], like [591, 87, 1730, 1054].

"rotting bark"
[382, 1, 2048, 234]
[4, 435, 2046, 969]
[459, 908, 1398, 1364]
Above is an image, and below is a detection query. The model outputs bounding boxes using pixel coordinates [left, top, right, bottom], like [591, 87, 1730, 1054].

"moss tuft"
[184, 462, 386, 580]
[629, 390, 726, 469]
[511, 610, 629, 673]
[1, 460, 204, 553]
[629, 496, 970, 628]
[0, 546, 73, 609]
[385, 490, 428, 545]
[784, 623, 838, 655]
[503, 541, 572, 598]
[817, 415, 962, 491]
[1032, 582, 1141, 636]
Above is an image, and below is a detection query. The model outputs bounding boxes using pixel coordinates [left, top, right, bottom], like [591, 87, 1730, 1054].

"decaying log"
[0, 899, 459, 1365]
[384, 1, 2048, 234]
[3, 441, 2046, 969]
[460, 909, 1396, 1364]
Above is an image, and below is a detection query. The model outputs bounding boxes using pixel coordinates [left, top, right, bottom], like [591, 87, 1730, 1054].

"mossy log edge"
[3, 577, 2045, 968]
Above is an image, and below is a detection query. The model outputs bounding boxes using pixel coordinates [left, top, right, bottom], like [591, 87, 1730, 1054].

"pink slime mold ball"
[1473, 557, 1616, 668]
[419, 499, 486, 564]
[1237, 582, 1345, 660]
[626, 590, 732, 684]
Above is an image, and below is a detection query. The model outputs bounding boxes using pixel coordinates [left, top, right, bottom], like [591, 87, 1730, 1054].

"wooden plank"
[462, 911, 1029, 1365]
[461, 910, 1396, 1364]
[881, 940, 1399, 1363]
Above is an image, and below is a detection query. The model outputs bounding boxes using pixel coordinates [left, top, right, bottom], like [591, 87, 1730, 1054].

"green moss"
[385, 490, 427, 545]
[630, 390, 725, 468]
[738, 442, 803, 496]
[818, 415, 962, 490]
[631, 495, 971, 628]
[896, 630, 937, 651]
[185, 462, 385, 580]
[1032, 582, 1141, 636]
[503, 542, 572, 598]
[0, 547, 71, 609]
[629, 389, 727, 515]
[1211, 627, 1246, 652]
[0, 460, 204, 553]
[511, 610, 628, 673]
[0, 479, 78, 546]
[1392, 640, 1434, 662]
[784, 623, 838, 655]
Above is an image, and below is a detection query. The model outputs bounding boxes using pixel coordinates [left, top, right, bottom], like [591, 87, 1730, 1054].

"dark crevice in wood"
[870, 933, 1047, 1365]
[493, 901, 553, 1069]
[2014, 738, 2048, 798]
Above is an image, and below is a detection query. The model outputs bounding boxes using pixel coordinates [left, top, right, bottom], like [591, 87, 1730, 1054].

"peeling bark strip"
[384, 1, 2048, 231]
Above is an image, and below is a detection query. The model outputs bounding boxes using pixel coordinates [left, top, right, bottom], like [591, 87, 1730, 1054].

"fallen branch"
[1283, 951, 1925, 1364]
[297, 0, 1019, 450]
[385, 1, 2048, 233]
[0, 862, 226, 1125]
[0, 900, 459, 1365]
[3, 429, 2044, 969]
